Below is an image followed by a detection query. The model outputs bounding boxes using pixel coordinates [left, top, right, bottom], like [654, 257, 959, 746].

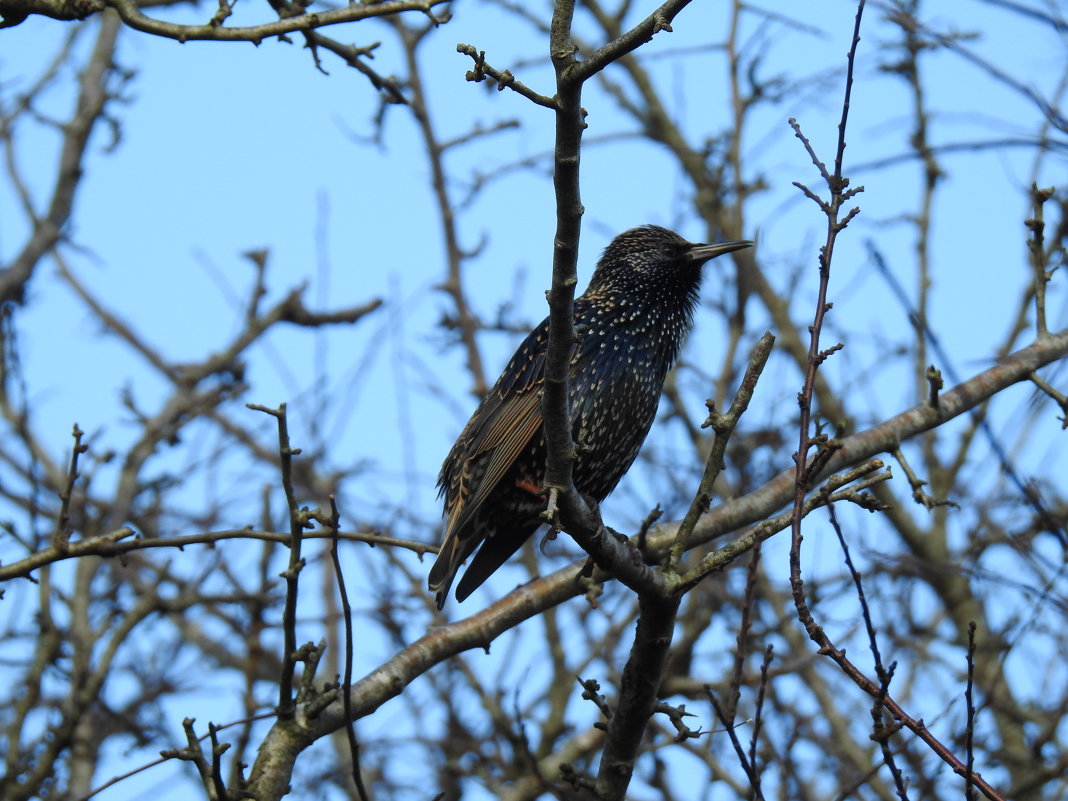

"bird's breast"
[567, 323, 681, 500]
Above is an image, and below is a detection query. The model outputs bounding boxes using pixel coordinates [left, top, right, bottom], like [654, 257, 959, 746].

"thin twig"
[1026, 183, 1054, 337]
[456, 44, 557, 109]
[870, 663, 910, 800]
[788, 0, 863, 631]
[965, 622, 978, 801]
[248, 402, 308, 719]
[749, 644, 773, 801]
[52, 424, 86, 549]
[105, 0, 451, 44]
[667, 332, 775, 569]
[707, 691, 760, 798]
[329, 496, 371, 801]
[724, 543, 763, 724]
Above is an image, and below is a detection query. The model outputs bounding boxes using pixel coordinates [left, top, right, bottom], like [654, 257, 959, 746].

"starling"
[429, 225, 752, 608]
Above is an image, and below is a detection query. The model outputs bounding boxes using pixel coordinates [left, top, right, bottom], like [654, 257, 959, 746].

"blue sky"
[3, 2, 1062, 514]
[1, 1, 1066, 797]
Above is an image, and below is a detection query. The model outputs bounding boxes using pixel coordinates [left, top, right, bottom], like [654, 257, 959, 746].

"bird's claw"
[539, 527, 560, 555]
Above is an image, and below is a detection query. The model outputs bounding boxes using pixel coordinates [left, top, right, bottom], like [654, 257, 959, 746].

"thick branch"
[541, 0, 583, 500]
[240, 329, 1068, 799]
[594, 593, 680, 800]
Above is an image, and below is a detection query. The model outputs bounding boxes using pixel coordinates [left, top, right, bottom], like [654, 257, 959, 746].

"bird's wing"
[440, 319, 553, 538]
[431, 305, 598, 605]
[448, 392, 543, 535]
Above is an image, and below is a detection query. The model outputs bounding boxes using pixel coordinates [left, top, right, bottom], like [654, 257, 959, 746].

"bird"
[429, 225, 752, 609]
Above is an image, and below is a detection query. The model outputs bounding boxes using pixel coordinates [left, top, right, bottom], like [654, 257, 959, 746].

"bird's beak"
[685, 239, 753, 264]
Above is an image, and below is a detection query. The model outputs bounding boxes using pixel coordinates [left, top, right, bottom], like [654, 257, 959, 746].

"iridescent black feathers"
[429, 225, 752, 608]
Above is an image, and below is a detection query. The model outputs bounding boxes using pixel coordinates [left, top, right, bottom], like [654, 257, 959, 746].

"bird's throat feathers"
[577, 272, 702, 370]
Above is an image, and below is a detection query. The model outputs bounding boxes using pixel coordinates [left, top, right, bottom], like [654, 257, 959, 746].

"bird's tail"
[427, 535, 463, 611]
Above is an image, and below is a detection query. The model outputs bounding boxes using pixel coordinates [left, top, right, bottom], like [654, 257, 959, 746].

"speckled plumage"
[429, 225, 752, 608]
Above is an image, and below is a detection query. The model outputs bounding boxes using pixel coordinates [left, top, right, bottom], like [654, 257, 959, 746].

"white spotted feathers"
[429, 225, 752, 608]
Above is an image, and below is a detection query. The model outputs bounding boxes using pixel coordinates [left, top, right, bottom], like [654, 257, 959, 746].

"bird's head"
[587, 225, 752, 297]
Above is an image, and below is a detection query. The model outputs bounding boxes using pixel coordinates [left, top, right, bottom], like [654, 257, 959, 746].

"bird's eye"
[660, 243, 680, 258]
